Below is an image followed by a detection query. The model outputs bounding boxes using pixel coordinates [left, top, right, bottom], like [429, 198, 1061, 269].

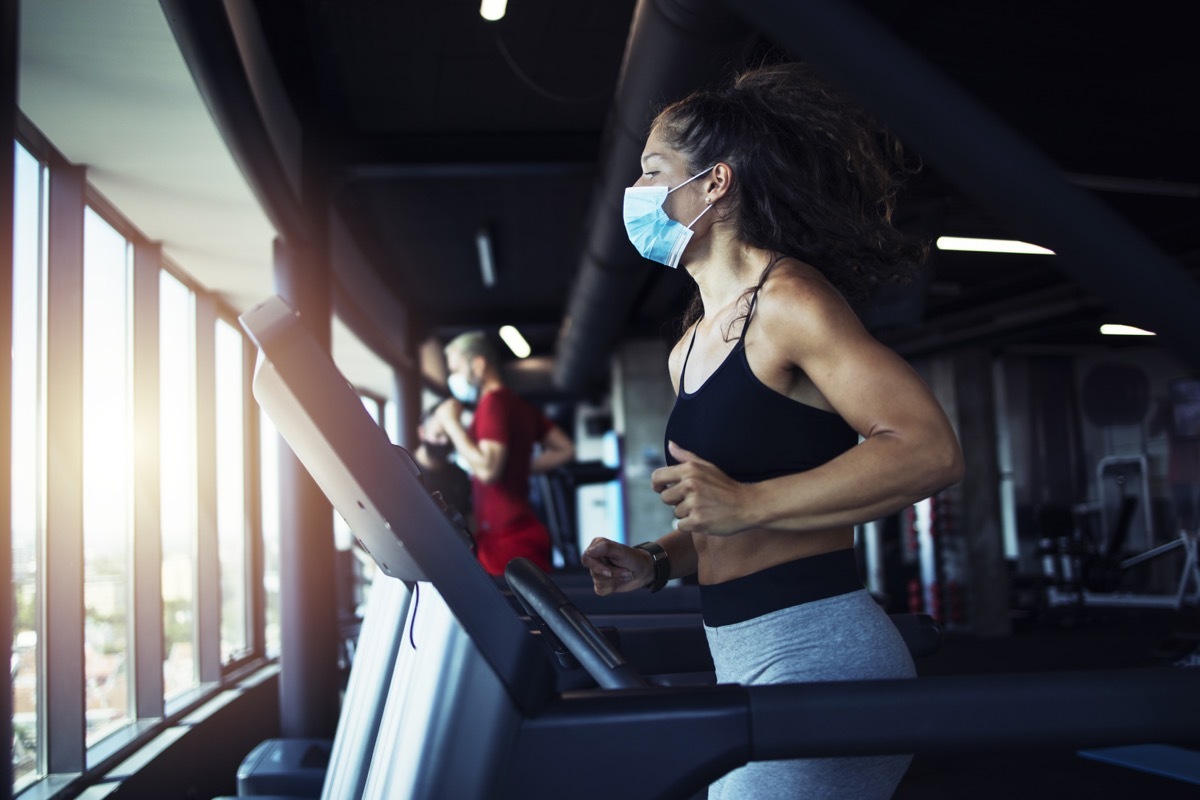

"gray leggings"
[704, 589, 916, 799]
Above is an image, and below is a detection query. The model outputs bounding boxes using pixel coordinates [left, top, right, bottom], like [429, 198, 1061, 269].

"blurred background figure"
[436, 332, 575, 575]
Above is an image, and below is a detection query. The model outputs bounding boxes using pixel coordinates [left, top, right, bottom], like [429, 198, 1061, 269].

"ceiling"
[18, 0, 1200, 399]
[16, 0, 394, 396]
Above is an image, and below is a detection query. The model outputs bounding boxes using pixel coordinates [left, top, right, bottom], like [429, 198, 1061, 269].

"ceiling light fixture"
[476, 229, 496, 288]
[936, 236, 1055, 255]
[1100, 324, 1156, 336]
[499, 325, 531, 358]
[480, 0, 507, 22]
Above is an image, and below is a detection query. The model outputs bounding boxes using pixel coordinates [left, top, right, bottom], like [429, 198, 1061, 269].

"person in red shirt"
[435, 332, 576, 575]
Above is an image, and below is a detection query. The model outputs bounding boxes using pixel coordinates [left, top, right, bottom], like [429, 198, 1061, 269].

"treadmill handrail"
[509, 668, 1200, 799]
[747, 666, 1200, 758]
[515, 665, 1200, 759]
[506, 558, 649, 690]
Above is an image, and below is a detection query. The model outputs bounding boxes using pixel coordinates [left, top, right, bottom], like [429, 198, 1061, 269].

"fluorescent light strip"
[476, 230, 496, 288]
[480, 0, 507, 21]
[499, 325, 531, 358]
[1100, 324, 1156, 336]
[936, 236, 1055, 255]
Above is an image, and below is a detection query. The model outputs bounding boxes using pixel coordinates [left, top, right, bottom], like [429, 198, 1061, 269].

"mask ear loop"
[666, 165, 718, 195]
[685, 202, 715, 229]
[668, 165, 718, 228]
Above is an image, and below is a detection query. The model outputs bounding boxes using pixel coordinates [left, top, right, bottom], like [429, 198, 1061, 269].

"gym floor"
[894, 606, 1200, 799]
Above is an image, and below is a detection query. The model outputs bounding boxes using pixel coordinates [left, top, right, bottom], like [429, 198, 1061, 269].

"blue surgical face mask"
[623, 167, 716, 269]
[447, 372, 478, 404]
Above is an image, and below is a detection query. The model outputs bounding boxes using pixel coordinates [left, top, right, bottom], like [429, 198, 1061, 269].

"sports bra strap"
[679, 321, 701, 390]
[739, 289, 759, 343]
[681, 287, 759, 390]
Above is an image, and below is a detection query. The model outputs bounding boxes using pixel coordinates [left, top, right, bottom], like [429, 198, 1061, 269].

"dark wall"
[1002, 355, 1088, 572]
[1026, 356, 1089, 508]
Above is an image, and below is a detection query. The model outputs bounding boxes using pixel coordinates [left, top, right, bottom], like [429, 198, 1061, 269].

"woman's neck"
[684, 231, 772, 320]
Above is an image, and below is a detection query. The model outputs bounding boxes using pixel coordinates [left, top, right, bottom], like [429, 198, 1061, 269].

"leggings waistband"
[699, 548, 862, 627]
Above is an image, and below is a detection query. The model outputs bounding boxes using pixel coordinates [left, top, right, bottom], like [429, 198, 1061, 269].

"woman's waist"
[697, 535, 861, 627]
[694, 527, 853, 584]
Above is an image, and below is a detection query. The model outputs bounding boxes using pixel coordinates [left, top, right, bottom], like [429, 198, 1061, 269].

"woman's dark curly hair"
[654, 62, 928, 335]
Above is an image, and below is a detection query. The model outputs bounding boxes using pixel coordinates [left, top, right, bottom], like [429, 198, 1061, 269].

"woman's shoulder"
[754, 258, 855, 336]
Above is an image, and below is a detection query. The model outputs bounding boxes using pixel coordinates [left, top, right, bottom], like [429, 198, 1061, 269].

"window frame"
[10, 134, 51, 794]
[10, 117, 274, 797]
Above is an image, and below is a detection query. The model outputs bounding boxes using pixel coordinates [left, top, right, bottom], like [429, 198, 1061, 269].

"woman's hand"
[651, 441, 756, 536]
[581, 537, 654, 596]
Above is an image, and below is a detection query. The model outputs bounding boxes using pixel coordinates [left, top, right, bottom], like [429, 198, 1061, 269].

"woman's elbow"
[902, 431, 964, 499]
[931, 438, 966, 491]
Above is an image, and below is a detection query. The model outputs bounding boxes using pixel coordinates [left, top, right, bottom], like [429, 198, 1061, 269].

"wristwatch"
[633, 541, 671, 593]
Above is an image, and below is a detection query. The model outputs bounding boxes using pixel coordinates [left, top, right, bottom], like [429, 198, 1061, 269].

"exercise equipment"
[1041, 476, 1200, 611]
[1040, 453, 1200, 609]
[535, 460, 620, 567]
[1079, 744, 1200, 786]
[239, 295, 1200, 800]
[233, 572, 412, 798]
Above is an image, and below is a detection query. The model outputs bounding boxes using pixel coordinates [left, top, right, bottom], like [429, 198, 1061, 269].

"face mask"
[622, 167, 716, 269]
[447, 372, 478, 404]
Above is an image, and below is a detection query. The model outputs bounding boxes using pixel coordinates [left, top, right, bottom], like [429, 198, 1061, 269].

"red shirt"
[468, 387, 554, 574]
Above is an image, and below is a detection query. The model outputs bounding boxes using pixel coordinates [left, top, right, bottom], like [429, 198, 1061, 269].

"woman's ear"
[707, 162, 734, 202]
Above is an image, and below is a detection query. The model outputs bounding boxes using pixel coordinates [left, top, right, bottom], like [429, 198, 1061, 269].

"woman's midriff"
[694, 525, 855, 585]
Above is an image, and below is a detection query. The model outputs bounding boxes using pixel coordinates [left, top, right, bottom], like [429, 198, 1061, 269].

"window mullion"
[194, 294, 221, 683]
[242, 334, 266, 659]
[43, 161, 87, 775]
[131, 240, 164, 719]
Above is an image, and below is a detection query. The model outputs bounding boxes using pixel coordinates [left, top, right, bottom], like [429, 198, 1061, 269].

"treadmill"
[241, 295, 1200, 800]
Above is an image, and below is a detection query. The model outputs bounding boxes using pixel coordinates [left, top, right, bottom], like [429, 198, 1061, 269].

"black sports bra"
[664, 294, 858, 483]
